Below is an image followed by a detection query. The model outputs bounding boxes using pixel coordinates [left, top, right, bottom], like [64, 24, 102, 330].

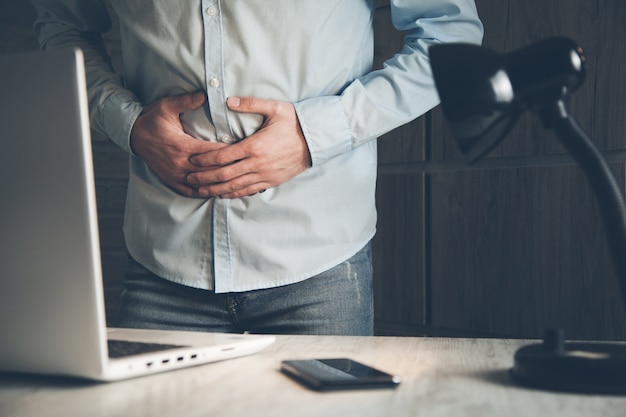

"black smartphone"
[280, 358, 401, 391]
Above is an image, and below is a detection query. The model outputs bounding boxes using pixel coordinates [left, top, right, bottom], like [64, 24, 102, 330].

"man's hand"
[130, 91, 227, 198]
[186, 97, 312, 199]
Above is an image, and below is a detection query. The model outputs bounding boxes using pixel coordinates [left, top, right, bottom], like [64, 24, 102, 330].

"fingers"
[197, 171, 270, 199]
[186, 143, 256, 196]
[164, 90, 207, 114]
[135, 95, 307, 200]
[227, 96, 280, 116]
[184, 96, 311, 199]
[129, 90, 229, 199]
[189, 96, 288, 168]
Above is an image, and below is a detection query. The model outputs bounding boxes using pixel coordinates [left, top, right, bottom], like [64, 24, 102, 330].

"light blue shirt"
[32, 0, 483, 292]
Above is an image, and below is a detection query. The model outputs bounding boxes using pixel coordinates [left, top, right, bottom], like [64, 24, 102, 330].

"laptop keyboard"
[107, 339, 187, 358]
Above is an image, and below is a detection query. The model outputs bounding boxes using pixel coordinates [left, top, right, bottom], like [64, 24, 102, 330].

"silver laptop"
[0, 48, 274, 382]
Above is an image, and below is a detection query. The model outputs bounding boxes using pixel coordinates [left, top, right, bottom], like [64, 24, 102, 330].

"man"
[31, 0, 483, 335]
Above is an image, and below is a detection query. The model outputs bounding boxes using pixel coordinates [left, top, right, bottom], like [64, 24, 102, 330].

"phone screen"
[280, 358, 401, 391]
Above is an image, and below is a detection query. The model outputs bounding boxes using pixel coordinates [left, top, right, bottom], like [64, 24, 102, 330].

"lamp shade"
[430, 37, 586, 163]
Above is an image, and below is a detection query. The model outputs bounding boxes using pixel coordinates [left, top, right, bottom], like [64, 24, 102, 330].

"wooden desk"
[1, 336, 624, 417]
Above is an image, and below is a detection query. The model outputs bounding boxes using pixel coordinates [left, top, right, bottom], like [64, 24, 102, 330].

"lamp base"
[510, 329, 626, 394]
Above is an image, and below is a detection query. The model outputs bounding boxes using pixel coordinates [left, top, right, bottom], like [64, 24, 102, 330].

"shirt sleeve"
[31, 0, 142, 153]
[293, 0, 484, 167]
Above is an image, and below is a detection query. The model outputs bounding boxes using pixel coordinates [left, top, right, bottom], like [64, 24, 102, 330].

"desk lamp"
[429, 37, 626, 394]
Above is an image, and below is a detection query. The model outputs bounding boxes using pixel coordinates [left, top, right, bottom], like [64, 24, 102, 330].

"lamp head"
[430, 37, 586, 163]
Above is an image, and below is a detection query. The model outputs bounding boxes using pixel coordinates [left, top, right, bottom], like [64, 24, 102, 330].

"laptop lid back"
[0, 48, 108, 376]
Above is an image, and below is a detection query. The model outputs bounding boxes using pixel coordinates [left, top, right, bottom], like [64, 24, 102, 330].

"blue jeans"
[115, 243, 374, 335]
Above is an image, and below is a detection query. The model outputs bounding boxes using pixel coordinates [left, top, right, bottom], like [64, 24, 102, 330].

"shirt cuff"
[100, 91, 144, 155]
[294, 95, 353, 167]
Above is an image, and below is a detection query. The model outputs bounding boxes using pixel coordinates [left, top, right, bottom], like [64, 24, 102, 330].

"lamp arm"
[542, 100, 626, 310]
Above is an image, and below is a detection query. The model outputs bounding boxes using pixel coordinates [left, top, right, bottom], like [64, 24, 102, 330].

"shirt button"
[221, 134, 236, 144]
[206, 6, 217, 16]
[209, 78, 220, 88]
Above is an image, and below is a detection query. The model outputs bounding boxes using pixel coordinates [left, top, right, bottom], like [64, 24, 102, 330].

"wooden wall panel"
[374, 174, 426, 334]
[372, 1, 429, 333]
[427, 0, 626, 340]
[430, 166, 626, 339]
